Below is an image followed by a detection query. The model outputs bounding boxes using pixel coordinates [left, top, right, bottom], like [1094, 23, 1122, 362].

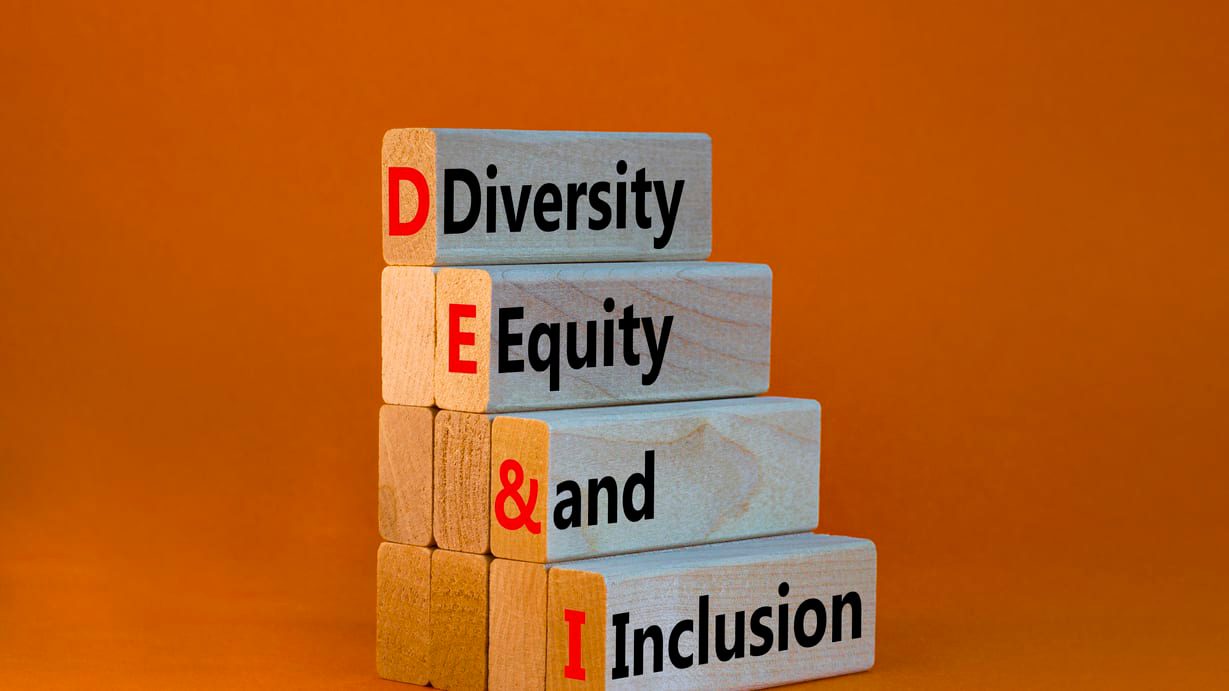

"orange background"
[3, 1, 1227, 688]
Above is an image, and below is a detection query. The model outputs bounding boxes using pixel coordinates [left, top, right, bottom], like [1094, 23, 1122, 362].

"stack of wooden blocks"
[377, 128, 876, 690]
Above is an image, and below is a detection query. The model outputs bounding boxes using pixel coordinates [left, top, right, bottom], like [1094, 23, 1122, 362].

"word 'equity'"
[494, 299, 674, 391]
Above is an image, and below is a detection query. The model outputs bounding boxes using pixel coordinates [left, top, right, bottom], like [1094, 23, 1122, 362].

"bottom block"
[489, 533, 875, 690]
[377, 542, 431, 685]
[377, 543, 491, 690]
[432, 550, 492, 691]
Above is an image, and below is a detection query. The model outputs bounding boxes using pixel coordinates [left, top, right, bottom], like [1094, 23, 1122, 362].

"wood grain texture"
[545, 533, 876, 689]
[489, 559, 549, 691]
[435, 267, 492, 411]
[434, 410, 491, 553]
[382, 266, 436, 406]
[490, 397, 820, 562]
[379, 405, 435, 546]
[547, 568, 606, 691]
[434, 262, 771, 413]
[376, 542, 431, 685]
[382, 128, 711, 266]
[382, 128, 438, 265]
[489, 416, 550, 563]
[431, 550, 492, 691]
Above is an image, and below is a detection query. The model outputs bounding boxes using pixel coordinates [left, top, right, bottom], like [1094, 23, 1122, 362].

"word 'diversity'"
[382, 129, 712, 266]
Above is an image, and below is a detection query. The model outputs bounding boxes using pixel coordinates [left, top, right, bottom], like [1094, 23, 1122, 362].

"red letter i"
[563, 608, 586, 681]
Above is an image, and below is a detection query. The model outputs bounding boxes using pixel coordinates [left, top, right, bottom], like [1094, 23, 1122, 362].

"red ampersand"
[495, 458, 541, 534]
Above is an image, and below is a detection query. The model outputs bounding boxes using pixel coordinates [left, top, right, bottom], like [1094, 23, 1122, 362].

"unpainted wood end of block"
[379, 405, 434, 546]
[382, 128, 438, 265]
[489, 559, 549, 691]
[547, 569, 606, 690]
[431, 550, 492, 691]
[377, 542, 431, 685]
[382, 266, 435, 406]
[434, 410, 492, 553]
[490, 415, 550, 562]
[435, 268, 491, 412]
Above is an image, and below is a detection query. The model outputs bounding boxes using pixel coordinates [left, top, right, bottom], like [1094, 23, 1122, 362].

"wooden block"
[379, 405, 435, 546]
[382, 128, 711, 266]
[382, 266, 435, 406]
[491, 397, 820, 562]
[434, 410, 491, 553]
[544, 533, 876, 689]
[377, 542, 431, 685]
[433, 262, 771, 412]
[489, 559, 550, 691]
[431, 550, 492, 691]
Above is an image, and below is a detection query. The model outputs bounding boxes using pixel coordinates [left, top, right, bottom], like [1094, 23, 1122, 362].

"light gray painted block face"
[383, 128, 712, 266]
[434, 261, 772, 413]
[548, 533, 877, 689]
[490, 397, 821, 563]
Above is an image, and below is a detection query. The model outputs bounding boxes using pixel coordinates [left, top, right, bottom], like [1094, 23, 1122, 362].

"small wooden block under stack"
[422, 261, 772, 412]
[434, 410, 492, 553]
[377, 542, 431, 685]
[382, 128, 712, 266]
[491, 397, 821, 562]
[431, 549, 492, 691]
[379, 405, 435, 546]
[382, 267, 436, 406]
[538, 533, 876, 690]
[489, 559, 550, 691]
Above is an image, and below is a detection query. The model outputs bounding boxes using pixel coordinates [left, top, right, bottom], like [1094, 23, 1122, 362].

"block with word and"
[383, 129, 711, 266]
[389, 261, 772, 412]
[491, 397, 820, 562]
[491, 533, 875, 690]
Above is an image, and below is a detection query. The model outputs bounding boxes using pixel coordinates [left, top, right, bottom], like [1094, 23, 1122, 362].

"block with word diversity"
[490, 533, 875, 690]
[383, 128, 712, 266]
[490, 397, 820, 562]
[413, 261, 772, 412]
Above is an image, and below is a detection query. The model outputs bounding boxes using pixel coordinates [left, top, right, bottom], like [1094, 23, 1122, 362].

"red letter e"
[448, 303, 477, 374]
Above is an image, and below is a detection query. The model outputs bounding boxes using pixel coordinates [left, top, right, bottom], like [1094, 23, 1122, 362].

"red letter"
[563, 609, 586, 681]
[388, 166, 430, 236]
[449, 303, 478, 374]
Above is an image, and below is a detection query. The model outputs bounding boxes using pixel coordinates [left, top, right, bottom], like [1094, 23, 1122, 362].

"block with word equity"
[382, 128, 711, 266]
[411, 261, 771, 412]
[490, 533, 875, 690]
[490, 397, 820, 562]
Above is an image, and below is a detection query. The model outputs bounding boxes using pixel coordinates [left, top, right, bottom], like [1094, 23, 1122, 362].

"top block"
[382, 128, 712, 265]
